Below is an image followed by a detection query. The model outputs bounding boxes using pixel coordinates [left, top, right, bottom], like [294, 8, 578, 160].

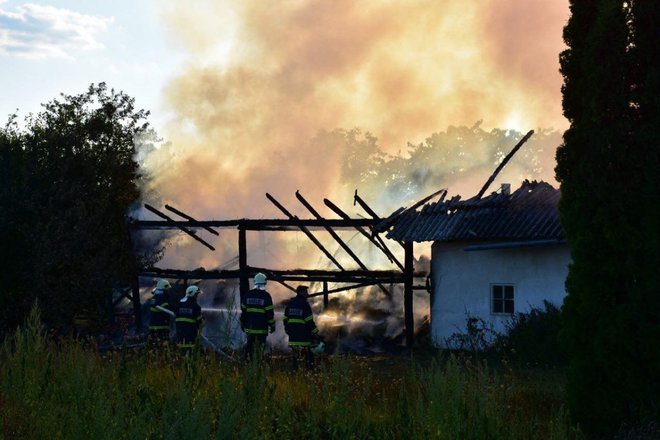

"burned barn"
[127, 190, 426, 350]
[379, 179, 569, 347]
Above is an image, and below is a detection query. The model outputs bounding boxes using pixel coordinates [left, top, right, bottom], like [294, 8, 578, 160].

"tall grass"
[0, 306, 582, 439]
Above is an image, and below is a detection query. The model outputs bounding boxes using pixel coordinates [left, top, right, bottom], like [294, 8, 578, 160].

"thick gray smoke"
[133, 0, 570, 352]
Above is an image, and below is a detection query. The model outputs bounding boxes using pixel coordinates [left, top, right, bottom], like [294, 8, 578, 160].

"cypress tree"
[556, 0, 660, 435]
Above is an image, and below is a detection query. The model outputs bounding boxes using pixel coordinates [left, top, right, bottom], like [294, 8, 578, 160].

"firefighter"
[148, 278, 173, 345]
[240, 272, 275, 361]
[174, 285, 204, 353]
[284, 285, 322, 370]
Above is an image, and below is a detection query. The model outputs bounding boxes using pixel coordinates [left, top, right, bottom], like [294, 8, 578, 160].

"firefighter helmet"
[155, 279, 171, 290]
[185, 285, 200, 297]
[254, 272, 267, 286]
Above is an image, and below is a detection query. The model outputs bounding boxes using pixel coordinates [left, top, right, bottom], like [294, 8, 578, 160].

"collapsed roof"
[378, 180, 564, 243]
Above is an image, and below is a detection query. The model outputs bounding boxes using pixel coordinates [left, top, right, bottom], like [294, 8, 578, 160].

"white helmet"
[155, 279, 171, 290]
[254, 273, 267, 286]
[181, 285, 200, 302]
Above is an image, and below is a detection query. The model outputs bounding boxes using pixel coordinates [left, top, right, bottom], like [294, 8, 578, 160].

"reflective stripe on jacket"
[241, 288, 275, 334]
[284, 296, 318, 346]
[174, 300, 202, 346]
[149, 291, 172, 331]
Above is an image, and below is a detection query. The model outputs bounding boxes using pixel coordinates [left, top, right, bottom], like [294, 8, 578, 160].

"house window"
[491, 284, 514, 314]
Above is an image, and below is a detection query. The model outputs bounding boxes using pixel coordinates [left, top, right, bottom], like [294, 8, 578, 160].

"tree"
[556, 0, 660, 435]
[0, 83, 161, 333]
[311, 123, 562, 212]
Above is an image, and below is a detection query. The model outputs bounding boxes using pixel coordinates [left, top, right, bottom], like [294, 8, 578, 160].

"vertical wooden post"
[404, 241, 414, 348]
[323, 281, 329, 309]
[130, 274, 142, 332]
[125, 221, 142, 332]
[238, 223, 249, 300]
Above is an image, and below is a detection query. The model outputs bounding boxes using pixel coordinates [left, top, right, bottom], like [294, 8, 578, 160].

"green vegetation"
[556, 1, 660, 436]
[0, 83, 162, 333]
[498, 301, 566, 368]
[0, 307, 581, 439]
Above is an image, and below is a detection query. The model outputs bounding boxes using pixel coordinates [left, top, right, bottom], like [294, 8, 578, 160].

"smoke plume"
[138, 0, 570, 351]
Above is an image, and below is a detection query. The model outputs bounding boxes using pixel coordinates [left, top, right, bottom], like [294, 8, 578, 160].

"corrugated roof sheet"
[382, 180, 564, 243]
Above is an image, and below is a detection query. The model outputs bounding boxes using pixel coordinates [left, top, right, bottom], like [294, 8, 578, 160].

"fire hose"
[155, 305, 232, 360]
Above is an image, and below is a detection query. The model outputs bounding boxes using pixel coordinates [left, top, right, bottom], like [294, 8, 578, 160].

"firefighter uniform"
[149, 288, 172, 343]
[241, 282, 275, 360]
[284, 288, 319, 369]
[174, 296, 203, 351]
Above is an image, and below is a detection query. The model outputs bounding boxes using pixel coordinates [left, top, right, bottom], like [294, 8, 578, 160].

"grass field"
[0, 308, 583, 439]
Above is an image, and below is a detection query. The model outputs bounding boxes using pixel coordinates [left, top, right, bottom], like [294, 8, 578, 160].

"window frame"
[490, 283, 515, 315]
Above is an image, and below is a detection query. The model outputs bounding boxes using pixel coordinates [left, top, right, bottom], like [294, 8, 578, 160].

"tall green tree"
[0, 83, 160, 332]
[556, 0, 660, 435]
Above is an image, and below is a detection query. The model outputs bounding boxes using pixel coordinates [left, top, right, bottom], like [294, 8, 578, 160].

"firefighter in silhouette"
[174, 285, 204, 353]
[148, 279, 173, 345]
[240, 273, 275, 361]
[284, 285, 322, 370]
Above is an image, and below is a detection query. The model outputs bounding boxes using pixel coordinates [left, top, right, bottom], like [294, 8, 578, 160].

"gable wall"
[430, 241, 571, 347]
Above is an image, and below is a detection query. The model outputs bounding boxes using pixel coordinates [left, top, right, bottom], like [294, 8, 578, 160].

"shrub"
[499, 301, 566, 367]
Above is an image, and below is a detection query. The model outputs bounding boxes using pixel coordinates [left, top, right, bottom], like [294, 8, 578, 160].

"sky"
[0, 0, 571, 267]
[0, 0, 183, 128]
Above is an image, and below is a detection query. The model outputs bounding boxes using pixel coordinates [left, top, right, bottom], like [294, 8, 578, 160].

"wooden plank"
[323, 198, 405, 270]
[130, 218, 376, 230]
[266, 193, 345, 271]
[143, 204, 215, 251]
[476, 129, 534, 199]
[238, 225, 248, 299]
[404, 241, 414, 348]
[165, 204, 219, 235]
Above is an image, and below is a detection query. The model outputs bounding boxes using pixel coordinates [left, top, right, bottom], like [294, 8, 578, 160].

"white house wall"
[430, 241, 571, 347]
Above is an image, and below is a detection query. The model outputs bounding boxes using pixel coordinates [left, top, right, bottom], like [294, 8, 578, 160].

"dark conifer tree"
[557, 0, 660, 435]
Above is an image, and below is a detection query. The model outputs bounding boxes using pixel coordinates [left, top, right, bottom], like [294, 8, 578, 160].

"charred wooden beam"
[130, 218, 376, 230]
[476, 129, 534, 199]
[296, 190, 392, 297]
[353, 190, 380, 219]
[272, 278, 297, 293]
[324, 198, 405, 270]
[144, 204, 216, 251]
[352, 191, 405, 270]
[373, 188, 447, 235]
[308, 281, 386, 298]
[266, 193, 345, 271]
[404, 241, 414, 348]
[140, 267, 421, 284]
[323, 281, 329, 308]
[404, 187, 448, 213]
[297, 191, 367, 269]
[165, 204, 219, 236]
[238, 226, 248, 299]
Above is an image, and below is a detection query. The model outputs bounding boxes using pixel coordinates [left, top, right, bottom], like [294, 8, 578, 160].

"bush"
[498, 301, 566, 367]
